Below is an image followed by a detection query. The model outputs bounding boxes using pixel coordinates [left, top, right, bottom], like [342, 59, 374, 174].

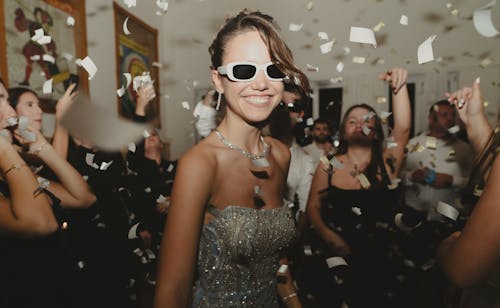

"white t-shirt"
[402, 133, 472, 221]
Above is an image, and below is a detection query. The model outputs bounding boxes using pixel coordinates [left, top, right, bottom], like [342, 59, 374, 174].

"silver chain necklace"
[214, 129, 269, 160]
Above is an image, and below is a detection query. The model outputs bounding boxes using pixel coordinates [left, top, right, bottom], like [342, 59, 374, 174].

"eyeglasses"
[217, 62, 285, 82]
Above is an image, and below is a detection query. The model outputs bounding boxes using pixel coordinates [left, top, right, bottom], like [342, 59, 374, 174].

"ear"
[211, 70, 224, 94]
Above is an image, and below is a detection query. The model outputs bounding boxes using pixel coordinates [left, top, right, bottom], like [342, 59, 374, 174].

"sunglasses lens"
[266, 64, 285, 79]
[232, 64, 257, 80]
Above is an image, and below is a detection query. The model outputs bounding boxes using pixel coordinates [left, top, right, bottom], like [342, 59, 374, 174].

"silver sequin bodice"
[192, 205, 296, 307]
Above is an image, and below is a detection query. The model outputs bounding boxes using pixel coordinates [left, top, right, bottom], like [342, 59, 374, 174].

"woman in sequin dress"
[154, 9, 310, 308]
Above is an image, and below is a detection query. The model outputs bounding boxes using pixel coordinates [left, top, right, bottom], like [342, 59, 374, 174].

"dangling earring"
[216, 92, 222, 111]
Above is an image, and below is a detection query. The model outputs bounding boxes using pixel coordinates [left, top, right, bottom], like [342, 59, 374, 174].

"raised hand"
[445, 78, 482, 127]
[378, 67, 408, 95]
[55, 83, 78, 120]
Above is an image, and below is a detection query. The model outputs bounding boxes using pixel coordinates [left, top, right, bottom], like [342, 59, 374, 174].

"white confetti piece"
[426, 136, 437, 150]
[387, 178, 401, 189]
[417, 34, 437, 64]
[306, 64, 319, 72]
[343, 46, 351, 55]
[351, 207, 362, 216]
[156, 194, 167, 203]
[352, 56, 366, 64]
[116, 86, 126, 97]
[473, 0, 500, 37]
[278, 264, 288, 274]
[152, 62, 163, 68]
[336, 61, 344, 73]
[349, 26, 377, 47]
[128, 223, 140, 239]
[362, 125, 371, 135]
[451, 9, 459, 16]
[480, 57, 493, 68]
[99, 160, 113, 170]
[306, 1, 314, 11]
[167, 163, 174, 173]
[133, 72, 154, 91]
[128, 142, 136, 153]
[156, 0, 169, 15]
[123, 73, 132, 89]
[252, 157, 270, 168]
[77, 261, 85, 269]
[400, 15, 408, 25]
[124, 0, 136, 8]
[306, 118, 314, 126]
[181, 101, 190, 110]
[320, 40, 335, 54]
[30, 55, 41, 61]
[330, 157, 344, 170]
[42, 78, 53, 94]
[436, 201, 459, 221]
[377, 96, 387, 104]
[380, 111, 391, 121]
[318, 32, 329, 40]
[67, 16, 75, 27]
[372, 21, 385, 32]
[446, 3, 453, 9]
[303, 245, 313, 256]
[289, 23, 303, 32]
[61, 52, 73, 61]
[448, 125, 460, 134]
[42, 54, 55, 63]
[31, 28, 44, 41]
[123, 17, 131, 35]
[330, 76, 343, 84]
[326, 256, 348, 268]
[357, 173, 371, 189]
[37, 35, 51, 45]
[80, 56, 98, 80]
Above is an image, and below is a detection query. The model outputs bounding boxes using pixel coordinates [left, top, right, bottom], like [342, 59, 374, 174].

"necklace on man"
[214, 129, 270, 167]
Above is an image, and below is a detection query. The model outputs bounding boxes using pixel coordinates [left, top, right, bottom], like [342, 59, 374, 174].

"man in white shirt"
[402, 100, 472, 221]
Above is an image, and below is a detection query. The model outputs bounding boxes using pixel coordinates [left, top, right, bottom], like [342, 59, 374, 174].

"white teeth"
[246, 96, 269, 104]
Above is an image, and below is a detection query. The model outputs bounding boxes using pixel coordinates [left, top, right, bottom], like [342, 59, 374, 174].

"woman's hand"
[445, 78, 482, 127]
[13, 126, 49, 155]
[136, 84, 156, 116]
[378, 67, 408, 95]
[55, 83, 78, 119]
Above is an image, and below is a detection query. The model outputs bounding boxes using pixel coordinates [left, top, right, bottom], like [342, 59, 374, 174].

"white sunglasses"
[217, 61, 285, 82]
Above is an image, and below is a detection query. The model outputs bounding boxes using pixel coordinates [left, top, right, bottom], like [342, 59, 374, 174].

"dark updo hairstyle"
[336, 103, 389, 189]
[8, 87, 38, 109]
[209, 9, 311, 97]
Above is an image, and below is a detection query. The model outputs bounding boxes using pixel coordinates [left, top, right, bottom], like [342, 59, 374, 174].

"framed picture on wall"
[113, 2, 160, 125]
[0, 0, 89, 99]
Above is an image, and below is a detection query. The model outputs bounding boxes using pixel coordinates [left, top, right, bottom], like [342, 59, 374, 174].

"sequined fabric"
[192, 205, 296, 307]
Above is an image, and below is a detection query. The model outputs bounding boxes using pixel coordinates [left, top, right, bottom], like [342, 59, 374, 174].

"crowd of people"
[0, 7, 499, 308]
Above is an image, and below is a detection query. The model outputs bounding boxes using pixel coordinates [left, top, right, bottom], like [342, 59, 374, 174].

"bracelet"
[30, 142, 49, 155]
[3, 163, 28, 176]
[282, 292, 297, 302]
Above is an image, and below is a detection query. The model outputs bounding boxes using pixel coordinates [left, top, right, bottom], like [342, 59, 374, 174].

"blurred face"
[212, 30, 284, 124]
[282, 91, 304, 125]
[312, 122, 331, 143]
[429, 104, 455, 132]
[16, 92, 43, 130]
[343, 107, 376, 146]
[145, 132, 162, 152]
[0, 83, 16, 129]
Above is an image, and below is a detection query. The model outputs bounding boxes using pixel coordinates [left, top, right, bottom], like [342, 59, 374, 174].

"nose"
[251, 69, 269, 91]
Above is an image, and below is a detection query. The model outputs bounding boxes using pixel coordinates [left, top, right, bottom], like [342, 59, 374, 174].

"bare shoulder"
[265, 136, 291, 166]
[177, 136, 219, 178]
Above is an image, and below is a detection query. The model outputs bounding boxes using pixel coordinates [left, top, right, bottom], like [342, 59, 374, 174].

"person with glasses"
[154, 9, 310, 308]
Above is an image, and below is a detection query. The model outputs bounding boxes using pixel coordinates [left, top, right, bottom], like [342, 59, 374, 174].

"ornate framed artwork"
[0, 0, 88, 102]
[113, 2, 160, 124]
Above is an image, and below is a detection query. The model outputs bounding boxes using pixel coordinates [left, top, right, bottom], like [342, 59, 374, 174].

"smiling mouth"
[245, 96, 271, 105]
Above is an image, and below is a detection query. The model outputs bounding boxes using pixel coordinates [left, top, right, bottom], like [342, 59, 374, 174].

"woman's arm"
[379, 67, 411, 176]
[0, 138, 57, 237]
[276, 258, 302, 308]
[306, 163, 350, 256]
[446, 78, 491, 155]
[52, 84, 77, 159]
[154, 148, 214, 307]
[438, 154, 500, 287]
[17, 127, 96, 209]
